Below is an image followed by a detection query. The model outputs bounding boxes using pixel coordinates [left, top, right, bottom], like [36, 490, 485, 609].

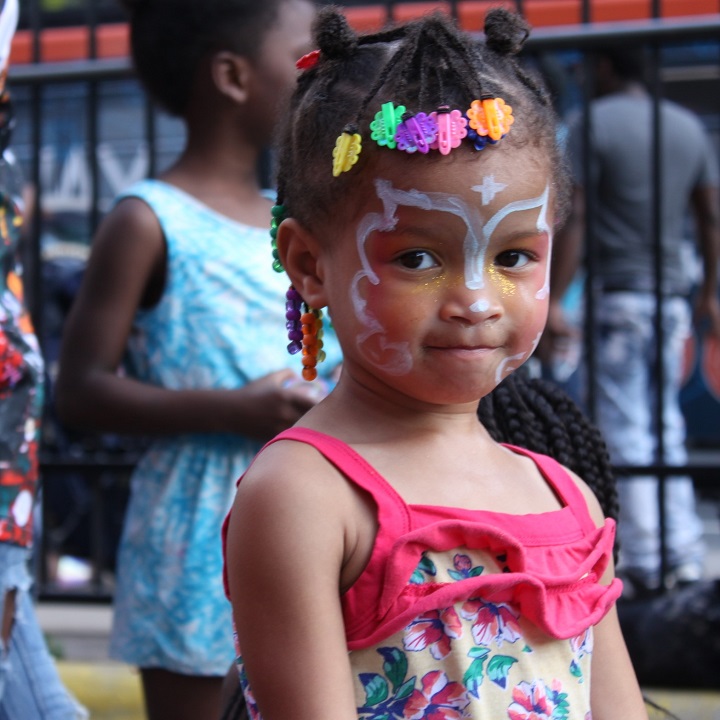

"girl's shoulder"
[502, 443, 608, 530]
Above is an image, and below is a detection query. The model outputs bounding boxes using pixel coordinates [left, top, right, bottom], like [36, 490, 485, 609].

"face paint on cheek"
[495, 351, 528, 385]
[534, 189, 552, 300]
[347, 179, 417, 376]
[486, 264, 516, 297]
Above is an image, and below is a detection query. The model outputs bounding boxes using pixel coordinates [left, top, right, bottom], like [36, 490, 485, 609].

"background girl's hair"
[275, 6, 571, 233]
[119, 0, 288, 116]
[479, 371, 620, 542]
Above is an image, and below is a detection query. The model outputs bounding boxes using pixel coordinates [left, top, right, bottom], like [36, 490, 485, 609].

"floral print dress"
[0, 185, 43, 549]
[226, 427, 621, 719]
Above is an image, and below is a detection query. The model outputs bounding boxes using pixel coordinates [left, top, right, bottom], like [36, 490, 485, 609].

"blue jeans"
[0, 545, 87, 720]
[594, 293, 704, 584]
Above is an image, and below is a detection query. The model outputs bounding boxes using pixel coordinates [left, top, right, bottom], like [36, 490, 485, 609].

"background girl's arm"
[572, 472, 649, 720]
[225, 442, 361, 720]
[55, 198, 318, 439]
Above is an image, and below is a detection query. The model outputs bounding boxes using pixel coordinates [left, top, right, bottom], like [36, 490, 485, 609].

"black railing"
[7, 2, 719, 601]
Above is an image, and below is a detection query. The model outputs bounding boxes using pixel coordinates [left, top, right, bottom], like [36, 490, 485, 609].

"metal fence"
[7, 0, 720, 600]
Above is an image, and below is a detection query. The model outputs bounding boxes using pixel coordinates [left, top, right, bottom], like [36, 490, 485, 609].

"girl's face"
[245, 0, 315, 145]
[320, 148, 555, 407]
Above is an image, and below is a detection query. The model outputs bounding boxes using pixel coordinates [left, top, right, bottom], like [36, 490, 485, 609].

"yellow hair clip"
[332, 125, 362, 177]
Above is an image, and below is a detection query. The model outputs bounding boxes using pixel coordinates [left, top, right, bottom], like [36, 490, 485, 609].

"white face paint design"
[351, 178, 551, 377]
[471, 175, 508, 205]
[494, 329, 544, 385]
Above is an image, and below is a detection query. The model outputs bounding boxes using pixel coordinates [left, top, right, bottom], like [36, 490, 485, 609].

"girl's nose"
[438, 281, 502, 325]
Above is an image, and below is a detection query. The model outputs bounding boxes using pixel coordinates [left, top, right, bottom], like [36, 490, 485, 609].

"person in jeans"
[546, 46, 720, 596]
[0, 1, 87, 717]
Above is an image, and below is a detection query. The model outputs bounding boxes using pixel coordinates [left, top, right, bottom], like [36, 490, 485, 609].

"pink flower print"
[570, 628, 593, 659]
[448, 554, 484, 581]
[570, 628, 594, 683]
[404, 607, 462, 660]
[507, 679, 569, 720]
[460, 599, 521, 648]
[404, 670, 471, 720]
[507, 680, 551, 720]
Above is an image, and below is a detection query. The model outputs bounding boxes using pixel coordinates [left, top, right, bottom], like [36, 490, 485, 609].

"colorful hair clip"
[465, 123, 498, 151]
[332, 125, 362, 177]
[467, 96, 514, 142]
[270, 204, 287, 272]
[395, 112, 438, 154]
[370, 102, 406, 150]
[429, 106, 467, 155]
[296, 49, 320, 71]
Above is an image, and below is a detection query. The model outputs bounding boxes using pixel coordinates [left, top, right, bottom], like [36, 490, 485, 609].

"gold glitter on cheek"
[410, 272, 451, 296]
[486, 264, 516, 296]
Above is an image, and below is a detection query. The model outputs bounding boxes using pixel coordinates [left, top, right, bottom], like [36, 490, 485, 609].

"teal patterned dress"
[109, 180, 341, 674]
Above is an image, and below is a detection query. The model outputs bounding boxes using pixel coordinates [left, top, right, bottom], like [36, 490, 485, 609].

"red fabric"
[222, 427, 621, 648]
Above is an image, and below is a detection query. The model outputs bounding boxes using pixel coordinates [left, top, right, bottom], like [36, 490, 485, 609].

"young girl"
[55, 1, 339, 718]
[224, 7, 647, 720]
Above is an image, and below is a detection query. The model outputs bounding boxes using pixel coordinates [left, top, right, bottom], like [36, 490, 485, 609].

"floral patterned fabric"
[0, 187, 43, 549]
[226, 427, 620, 718]
[109, 182, 341, 675]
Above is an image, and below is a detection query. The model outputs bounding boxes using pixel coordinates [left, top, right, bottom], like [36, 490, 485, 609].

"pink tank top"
[224, 427, 621, 719]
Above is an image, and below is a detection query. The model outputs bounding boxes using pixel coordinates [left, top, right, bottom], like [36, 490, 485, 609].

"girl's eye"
[397, 250, 438, 270]
[495, 250, 533, 269]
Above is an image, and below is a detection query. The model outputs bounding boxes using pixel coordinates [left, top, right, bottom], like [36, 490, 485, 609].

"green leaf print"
[463, 647, 490, 699]
[361, 674, 389, 706]
[469, 566, 484, 577]
[570, 659, 583, 681]
[468, 647, 491, 659]
[395, 678, 416, 700]
[487, 655, 518, 689]
[410, 553, 438, 584]
[550, 690, 570, 720]
[380, 648, 408, 692]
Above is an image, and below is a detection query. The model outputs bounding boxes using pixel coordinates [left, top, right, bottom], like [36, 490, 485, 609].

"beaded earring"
[300, 308, 326, 382]
[274, 210, 327, 381]
[270, 204, 287, 273]
[285, 287, 326, 381]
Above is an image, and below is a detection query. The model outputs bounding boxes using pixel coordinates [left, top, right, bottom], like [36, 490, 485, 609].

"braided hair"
[119, 0, 291, 117]
[275, 6, 570, 235]
[479, 370, 620, 536]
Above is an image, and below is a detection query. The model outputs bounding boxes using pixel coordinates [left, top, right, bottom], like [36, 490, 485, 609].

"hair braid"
[274, 6, 569, 232]
[478, 372, 620, 559]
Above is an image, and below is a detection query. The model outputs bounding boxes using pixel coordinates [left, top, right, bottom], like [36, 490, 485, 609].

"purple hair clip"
[395, 112, 439, 154]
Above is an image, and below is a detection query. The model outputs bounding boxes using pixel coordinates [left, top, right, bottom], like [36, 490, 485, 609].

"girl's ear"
[277, 218, 328, 309]
[211, 51, 251, 105]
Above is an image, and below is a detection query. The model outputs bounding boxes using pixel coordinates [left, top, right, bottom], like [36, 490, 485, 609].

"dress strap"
[266, 427, 412, 536]
[502, 444, 598, 534]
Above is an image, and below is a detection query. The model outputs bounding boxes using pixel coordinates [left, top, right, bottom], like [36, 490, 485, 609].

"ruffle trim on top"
[344, 517, 621, 650]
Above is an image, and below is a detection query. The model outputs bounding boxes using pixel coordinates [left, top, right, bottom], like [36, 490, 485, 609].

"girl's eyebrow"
[377, 214, 468, 239]
[497, 229, 551, 244]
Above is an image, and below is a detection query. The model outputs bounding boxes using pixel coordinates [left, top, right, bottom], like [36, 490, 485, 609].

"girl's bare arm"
[570, 471, 648, 720]
[226, 441, 360, 720]
[55, 198, 316, 439]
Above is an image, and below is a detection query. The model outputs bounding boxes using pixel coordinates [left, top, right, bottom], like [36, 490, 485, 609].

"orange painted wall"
[8, 0, 720, 65]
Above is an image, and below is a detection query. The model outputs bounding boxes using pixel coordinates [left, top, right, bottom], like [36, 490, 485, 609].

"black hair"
[275, 6, 571, 234]
[119, 0, 291, 116]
